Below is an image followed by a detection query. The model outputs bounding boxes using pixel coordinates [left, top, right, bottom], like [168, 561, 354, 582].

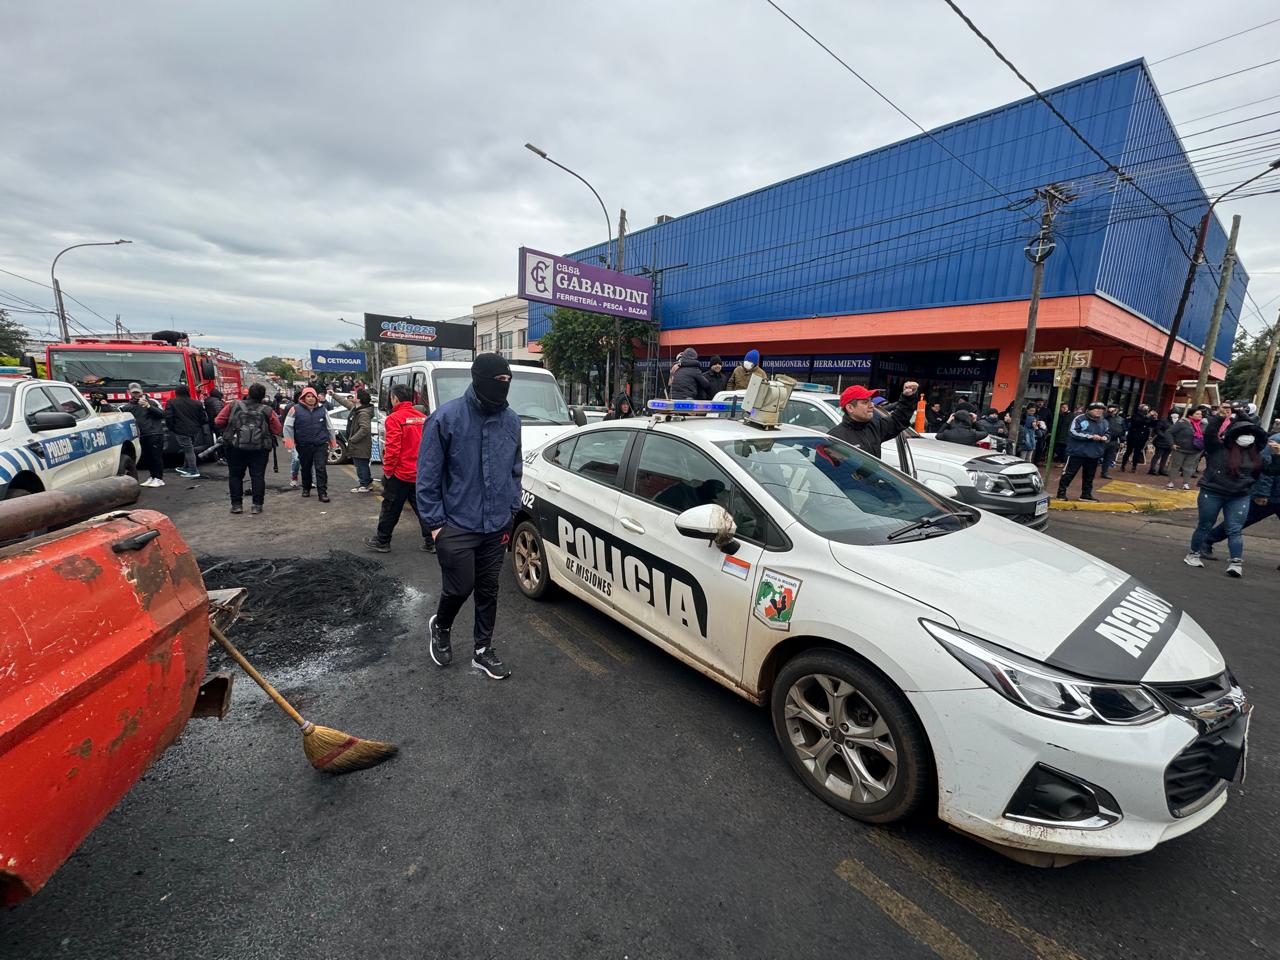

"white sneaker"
[289, 478, 299, 488]
[1182, 483, 1190, 490]
[351, 486, 371, 493]
[1183, 552, 1203, 568]
[140, 477, 157, 488]
[1226, 559, 1243, 578]
[1165, 481, 1174, 489]
[152, 478, 165, 487]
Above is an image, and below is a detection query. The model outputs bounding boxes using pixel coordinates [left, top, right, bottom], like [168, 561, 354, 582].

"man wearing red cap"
[829, 381, 921, 459]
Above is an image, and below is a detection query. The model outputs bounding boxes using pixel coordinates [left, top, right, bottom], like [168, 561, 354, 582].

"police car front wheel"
[771, 650, 932, 824]
[511, 519, 552, 600]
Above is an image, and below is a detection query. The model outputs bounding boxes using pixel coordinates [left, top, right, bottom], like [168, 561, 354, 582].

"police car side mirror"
[923, 477, 959, 499]
[675, 504, 738, 551]
[571, 406, 588, 427]
[30, 411, 78, 432]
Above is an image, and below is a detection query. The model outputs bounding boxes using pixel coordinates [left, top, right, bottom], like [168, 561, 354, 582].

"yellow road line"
[835, 858, 979, 960]
[530, 615, 608, 676]
[542, 605, 633, 663]
[868, 833, 1086, 960]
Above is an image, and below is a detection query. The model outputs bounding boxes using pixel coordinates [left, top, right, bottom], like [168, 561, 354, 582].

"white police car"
[0, 371, 140, 503]
[714, 385, 1050, 528]
[510, 398, 1248, 861]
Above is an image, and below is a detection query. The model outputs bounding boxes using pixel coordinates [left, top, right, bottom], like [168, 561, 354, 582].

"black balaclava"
[472, 352, 512, 414]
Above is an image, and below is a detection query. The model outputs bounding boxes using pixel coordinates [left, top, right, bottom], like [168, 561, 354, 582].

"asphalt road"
[5, 463, 1278, 960]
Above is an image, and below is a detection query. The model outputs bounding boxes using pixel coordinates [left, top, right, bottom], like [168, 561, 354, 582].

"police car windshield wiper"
[886, 512, 970, 541]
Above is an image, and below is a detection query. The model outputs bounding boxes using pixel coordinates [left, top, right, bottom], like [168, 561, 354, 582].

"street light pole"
[524, 144, 614, 268]
[1144, 159, 1280, 410]
[50, 239, 132, 342]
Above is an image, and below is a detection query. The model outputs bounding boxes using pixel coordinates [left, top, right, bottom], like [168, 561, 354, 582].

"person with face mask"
[1184, 411, 1270, 578]
[727, 349, 766, 390]
[1198, 432, 1280, 568]
[121, 382, 166, 487]
[418, 353, 523, 680]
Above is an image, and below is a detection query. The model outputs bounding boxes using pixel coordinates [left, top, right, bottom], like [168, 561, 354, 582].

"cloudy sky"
[2, 1, 1277, 362]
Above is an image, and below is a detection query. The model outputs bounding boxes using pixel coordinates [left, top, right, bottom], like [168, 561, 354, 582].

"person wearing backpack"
[214, 383, 282, 515]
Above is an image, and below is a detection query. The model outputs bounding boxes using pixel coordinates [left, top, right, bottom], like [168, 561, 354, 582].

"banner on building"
[364, 313, 474, 350]
[309, 349, 367, 371]
[518, 247, 653, 322]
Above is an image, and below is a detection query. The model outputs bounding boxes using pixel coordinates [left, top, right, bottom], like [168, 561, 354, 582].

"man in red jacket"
[365, 384, 434, 553]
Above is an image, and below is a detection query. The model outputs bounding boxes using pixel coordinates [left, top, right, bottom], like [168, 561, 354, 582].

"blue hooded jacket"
[416, 385, 523, 534]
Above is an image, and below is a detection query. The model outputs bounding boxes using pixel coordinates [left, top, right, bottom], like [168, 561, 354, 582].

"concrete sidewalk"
[1045, 459, 1201, 513]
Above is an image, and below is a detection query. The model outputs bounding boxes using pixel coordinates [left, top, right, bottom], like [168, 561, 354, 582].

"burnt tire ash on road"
[198, 551, 414, 672]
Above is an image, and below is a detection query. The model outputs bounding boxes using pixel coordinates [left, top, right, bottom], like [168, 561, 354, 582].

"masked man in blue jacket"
[418, 354, 523, 679]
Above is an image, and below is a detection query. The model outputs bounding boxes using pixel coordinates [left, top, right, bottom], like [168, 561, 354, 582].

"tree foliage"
[335, 337, 396, 369]
[1220, 326, 1276, 402]
[255, 355, 299, 382]
[0, 309, 29, 359]
[538, 308, 653, 398]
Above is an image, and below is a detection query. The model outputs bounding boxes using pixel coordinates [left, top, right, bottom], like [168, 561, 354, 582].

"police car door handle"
[620, 517, 645, 535]
[545, 480, 562, 493]
[25, 441, 44, 458]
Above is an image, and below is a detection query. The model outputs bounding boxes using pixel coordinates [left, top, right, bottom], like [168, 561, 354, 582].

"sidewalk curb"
[1050, 498, 1190, 513]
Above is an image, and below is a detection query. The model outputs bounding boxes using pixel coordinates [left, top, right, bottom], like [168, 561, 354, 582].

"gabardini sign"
[363, 314, 475, 350]
[518, 247, 653, 321]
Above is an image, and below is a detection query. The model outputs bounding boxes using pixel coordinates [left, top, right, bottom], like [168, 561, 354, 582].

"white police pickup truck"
[0, 371, 140, 503]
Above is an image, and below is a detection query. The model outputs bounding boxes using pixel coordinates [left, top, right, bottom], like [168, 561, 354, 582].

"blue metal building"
[528, 59, 1248, 412]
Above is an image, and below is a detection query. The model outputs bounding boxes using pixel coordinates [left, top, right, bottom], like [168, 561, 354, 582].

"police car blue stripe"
[0, 450, 25, 474]
[16, 447, 39, 471]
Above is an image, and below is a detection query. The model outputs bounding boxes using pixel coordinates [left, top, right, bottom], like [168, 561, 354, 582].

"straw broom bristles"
[209, 622, 397, 775]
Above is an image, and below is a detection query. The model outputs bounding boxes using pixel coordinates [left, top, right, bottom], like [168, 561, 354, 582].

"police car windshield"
[717, 435, 971, 545]
[48, 349, 187, 390]
[433, 369, 571, 425]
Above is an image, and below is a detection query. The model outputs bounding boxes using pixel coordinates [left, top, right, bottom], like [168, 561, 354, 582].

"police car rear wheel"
[512, 520, 550, 600]
[771, 650, 932, 824]
[117, 451, 137, 481]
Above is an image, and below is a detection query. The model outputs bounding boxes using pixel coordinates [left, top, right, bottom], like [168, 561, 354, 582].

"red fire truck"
[46, 332, 243, 406]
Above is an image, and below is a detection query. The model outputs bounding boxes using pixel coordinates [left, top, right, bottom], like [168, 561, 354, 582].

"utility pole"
[1252, 311, 1279, 408]
[609, 208, 627, 399]
[1191, 214, 1241, 409]
[1258, 311, 1280, 427]
[1009, 184, 1072, 457]
[1144, 213, 1209, 411]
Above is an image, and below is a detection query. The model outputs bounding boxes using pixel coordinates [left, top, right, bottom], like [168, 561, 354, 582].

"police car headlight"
[922, 621, 1166, 725]
[965, 470, 1015, 496]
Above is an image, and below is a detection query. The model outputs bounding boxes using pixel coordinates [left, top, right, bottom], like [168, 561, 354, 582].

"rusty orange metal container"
[0, 509, 208, 906]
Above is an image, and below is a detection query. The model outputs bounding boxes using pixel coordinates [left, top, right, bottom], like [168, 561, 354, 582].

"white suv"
[0, 374, 140, 502]
[714, 388, 1049, 529]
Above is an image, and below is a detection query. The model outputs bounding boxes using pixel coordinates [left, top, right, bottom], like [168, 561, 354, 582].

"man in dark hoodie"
[164, 385, 207, 479]
[122, 382, 166, 487]
[935, 410, 985, 446]
[704, 356, 728, 396]
[1184, 413, 1271, 577]
[668, 348, 712, 401]
[828, 381, 920, 459]
[605, 391, 634, 420]
[419, 353, 522, 680]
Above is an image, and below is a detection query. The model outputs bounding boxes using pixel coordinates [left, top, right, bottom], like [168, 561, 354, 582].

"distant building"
[471, 295, 532, 361]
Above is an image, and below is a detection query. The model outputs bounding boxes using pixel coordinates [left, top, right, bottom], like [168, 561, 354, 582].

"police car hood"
[828, 519, 1224, 683]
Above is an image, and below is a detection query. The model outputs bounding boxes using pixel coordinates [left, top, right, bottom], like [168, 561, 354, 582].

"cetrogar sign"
[309, 349, 367, 371]
[518, 247, 653, 322]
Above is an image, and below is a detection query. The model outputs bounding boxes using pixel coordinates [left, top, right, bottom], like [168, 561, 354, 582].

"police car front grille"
[1148, 672, 1232, 707]
[1163, 735, 1224, 816]
[1007, 473, 1041, 495]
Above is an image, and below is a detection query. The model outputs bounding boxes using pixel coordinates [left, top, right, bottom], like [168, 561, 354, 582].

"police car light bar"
[792, 382, 833, 393]
[0, 366, 32, 378]
[647, 399, 733, 414]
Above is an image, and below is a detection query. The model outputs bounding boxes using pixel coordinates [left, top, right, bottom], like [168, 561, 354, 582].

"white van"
[379, 360, 577, 451]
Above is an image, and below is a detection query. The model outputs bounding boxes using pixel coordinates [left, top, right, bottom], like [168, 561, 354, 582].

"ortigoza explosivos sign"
[363, 314, 475, 350]
[518, 247, 653, 321]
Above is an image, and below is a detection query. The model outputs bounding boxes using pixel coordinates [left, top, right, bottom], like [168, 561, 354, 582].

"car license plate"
[1035, 497, 1049, 516]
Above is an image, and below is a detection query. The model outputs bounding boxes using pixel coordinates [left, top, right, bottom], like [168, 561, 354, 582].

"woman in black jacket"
[1185, 415, 1270, 577]
[668, 348, 711, 401]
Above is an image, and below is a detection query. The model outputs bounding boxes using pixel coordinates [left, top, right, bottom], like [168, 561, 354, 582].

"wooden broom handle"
[208, 621, 307, 729]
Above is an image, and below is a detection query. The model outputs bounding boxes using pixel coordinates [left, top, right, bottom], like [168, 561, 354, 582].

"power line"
[762, 0, 1040, 228]
[1163, 57, 1280, 96]
[939, 0, 1198, 233]
[1149, 16, 1280, 66]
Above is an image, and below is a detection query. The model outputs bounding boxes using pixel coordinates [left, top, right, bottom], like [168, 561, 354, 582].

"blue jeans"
[1190, 490, 1250, 559]
[1207, 500, 1279, 546]
[290, 448, 300, 480]
[353, 457, 372, 487]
